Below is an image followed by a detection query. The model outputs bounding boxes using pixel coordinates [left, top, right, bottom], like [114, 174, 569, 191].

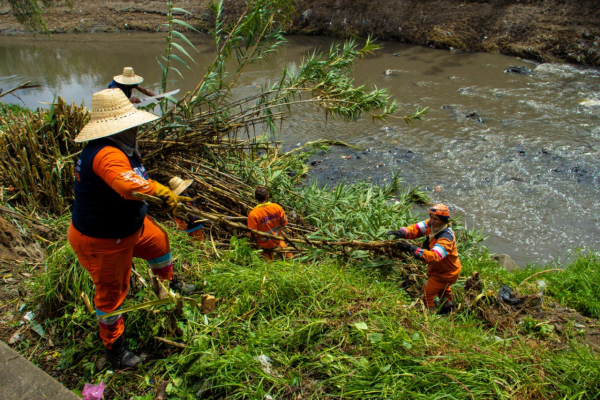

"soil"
[0, 0, 599, 65]
[463, 272, 600, 349]
[0, 215, 47, 345]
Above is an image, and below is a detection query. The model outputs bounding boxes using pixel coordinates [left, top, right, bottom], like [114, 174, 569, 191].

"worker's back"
[247, 202, 288, 249]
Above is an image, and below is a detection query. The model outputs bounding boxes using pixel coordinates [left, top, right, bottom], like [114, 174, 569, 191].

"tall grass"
[33, 180, 600, 399]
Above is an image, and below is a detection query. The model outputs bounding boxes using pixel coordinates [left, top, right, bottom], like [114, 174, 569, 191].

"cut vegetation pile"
[1, 0, 599, 398]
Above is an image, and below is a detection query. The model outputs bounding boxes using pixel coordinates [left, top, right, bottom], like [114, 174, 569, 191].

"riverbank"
[0, 0, 599, 65]
[1, 101, 600, 398]
[1, 199, 599, 398]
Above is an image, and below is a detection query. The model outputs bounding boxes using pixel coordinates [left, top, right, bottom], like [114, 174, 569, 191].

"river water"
[1, 33, 599, 265]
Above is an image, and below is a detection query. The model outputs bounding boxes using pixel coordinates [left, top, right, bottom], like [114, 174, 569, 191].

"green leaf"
[172, 30, 198, 51]
[172, 42, 197, 63]
[380, 364, 391, 373]
[170, 66, 184, 79]
[173, 377, 183, 387]
[353, 322, 368, 331]
[173, 19, 200, 33]
[368, 332, 383, 343]
[402, 341, 413, 350]
[171, 7, 192, 15]
[169, 54, 191, 69]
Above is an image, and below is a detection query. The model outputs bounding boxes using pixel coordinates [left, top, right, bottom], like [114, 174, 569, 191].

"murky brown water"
[1, 33, 599, 265]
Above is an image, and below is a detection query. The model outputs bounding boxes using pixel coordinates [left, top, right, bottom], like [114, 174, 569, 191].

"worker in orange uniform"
[108, 67, 158, 104]
[247, 187, 292, 261]
[169, 176, 204, 241]
[387, 204, 461, 313]
[67, 89, 190, 370]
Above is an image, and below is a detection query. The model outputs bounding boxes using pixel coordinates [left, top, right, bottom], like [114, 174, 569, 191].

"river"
[1, 33, 599, 265]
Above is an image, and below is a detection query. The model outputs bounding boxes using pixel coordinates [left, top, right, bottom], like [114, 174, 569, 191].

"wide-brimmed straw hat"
[74, 89, 159, 142]
[169, 176, 194, 195]
[113, 67, 144, 85]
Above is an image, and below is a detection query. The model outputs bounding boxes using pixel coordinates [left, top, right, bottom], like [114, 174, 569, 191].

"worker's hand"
[130, 97, 142, 104]
[386, 230, 406, 239]
[154, 182, 190, 213]
[395, 240, 417, 254]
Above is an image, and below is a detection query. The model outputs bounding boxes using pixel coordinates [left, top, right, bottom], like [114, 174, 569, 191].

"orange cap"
[430, 203, 450, 217]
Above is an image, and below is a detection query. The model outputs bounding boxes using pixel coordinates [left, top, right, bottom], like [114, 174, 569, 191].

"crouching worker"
[247, 187, 292, 261]
[387, 204, 461, 314]
[169, 176, 204, 241]
[108, 67, 157, 104]
[67, 89, 190, 369]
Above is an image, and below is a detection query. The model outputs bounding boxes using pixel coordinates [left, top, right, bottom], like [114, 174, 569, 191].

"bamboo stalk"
[133, 192, 397, 251]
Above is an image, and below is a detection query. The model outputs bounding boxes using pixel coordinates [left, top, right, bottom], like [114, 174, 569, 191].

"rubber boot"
[170, 275, 195, 295]
[438, 300, 455, 315]
[105, 337, 142, 370]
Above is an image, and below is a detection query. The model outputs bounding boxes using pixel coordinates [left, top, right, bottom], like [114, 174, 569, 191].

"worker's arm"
[413, 236, 453, 264]
[247, 213, 258, 240]
[136, 86, 157, 97]
[279, 206, 288, 227]
[401, 219, 429, 240]
[92, 147, 156, 200]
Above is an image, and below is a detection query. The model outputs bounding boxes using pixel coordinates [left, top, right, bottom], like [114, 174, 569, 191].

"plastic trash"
[22, 311, 46, 338]
[82, 381, 105, 400]
[254, 355, 274, 375]
[8, 332, 22, 344]
[497, 284, 522, 305]
[537, 280, 546, 306]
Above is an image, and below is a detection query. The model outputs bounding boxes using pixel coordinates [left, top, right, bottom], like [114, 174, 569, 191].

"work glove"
[154, 182, 191, 213]
[386, 230, 407, 239]
[396, 240, 418, 254]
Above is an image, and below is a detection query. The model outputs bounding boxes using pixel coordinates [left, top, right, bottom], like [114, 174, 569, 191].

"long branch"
[133, 192, 396, 250]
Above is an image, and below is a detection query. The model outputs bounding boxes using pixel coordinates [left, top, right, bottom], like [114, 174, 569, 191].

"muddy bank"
[0, 0, 599, 65]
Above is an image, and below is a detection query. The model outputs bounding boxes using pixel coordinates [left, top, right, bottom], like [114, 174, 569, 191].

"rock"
[493, 254, 519, 272]
[201, 295, 216, 314]
[554, 323, 564, 334]
[504, 65, 533, 75]
[95, 356, 107, 371]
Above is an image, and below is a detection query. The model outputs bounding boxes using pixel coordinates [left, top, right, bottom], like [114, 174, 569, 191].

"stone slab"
[0, 340, 79, 399]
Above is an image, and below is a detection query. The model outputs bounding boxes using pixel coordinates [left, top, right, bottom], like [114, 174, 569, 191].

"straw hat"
[169, 176, 194, 195]
[74, 89, 159, 142]
[113, 67, 144, 85]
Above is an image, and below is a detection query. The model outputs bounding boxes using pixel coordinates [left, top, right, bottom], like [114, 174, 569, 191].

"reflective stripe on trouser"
[423, 276, 456, 309]
[67, 216, 171, 348]
[261, 242, 293, 261]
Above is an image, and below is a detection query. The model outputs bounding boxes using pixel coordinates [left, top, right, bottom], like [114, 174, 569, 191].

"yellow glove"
[153, 182, 192, 213]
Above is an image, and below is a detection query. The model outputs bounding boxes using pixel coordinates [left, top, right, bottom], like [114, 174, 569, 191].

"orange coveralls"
[247, 202, 291, 261]
[400, 219, 462, 309]
[68, 146, 172, 348]
[174, 200, 204, 241]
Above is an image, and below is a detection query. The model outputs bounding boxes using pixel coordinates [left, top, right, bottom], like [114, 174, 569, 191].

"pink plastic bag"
[82, 381, 106, 400]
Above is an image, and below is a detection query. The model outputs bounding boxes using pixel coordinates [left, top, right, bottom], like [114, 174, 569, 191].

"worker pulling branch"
[67, 89, 190, 370]
[387, 204, 462, 313]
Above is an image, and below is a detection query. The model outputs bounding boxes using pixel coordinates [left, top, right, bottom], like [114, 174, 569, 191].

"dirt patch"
[292, 0, 600, 65]
[0, 215, 46, 344]
[463, 272, 600, 349]
[0, 0, 599, 65]
[0, 216, 45, 261]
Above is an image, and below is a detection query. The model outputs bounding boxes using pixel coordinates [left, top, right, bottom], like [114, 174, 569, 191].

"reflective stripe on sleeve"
[417, 221, 427, 234]
[432, 244, 448, 259]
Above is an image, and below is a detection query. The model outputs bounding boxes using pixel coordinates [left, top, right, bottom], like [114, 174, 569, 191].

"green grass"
[0, 102, 29, 116]
[22, 179, 599, 399]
